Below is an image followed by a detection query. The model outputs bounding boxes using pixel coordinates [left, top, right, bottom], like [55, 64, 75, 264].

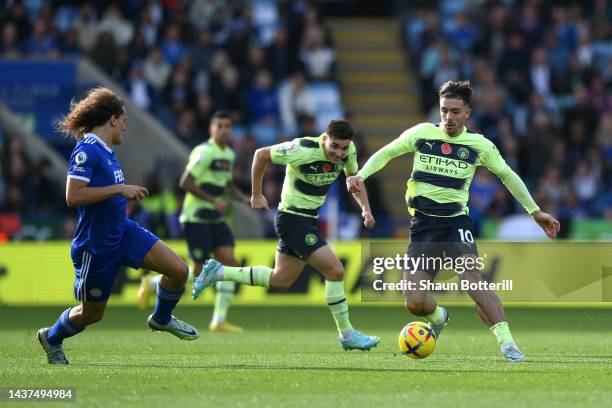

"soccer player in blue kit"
[37, 87, 199, 365]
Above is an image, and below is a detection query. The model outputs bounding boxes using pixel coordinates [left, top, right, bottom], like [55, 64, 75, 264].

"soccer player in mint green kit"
[347, 80, 560, 362]
[38, 88, 198, 365]
[193, 119, 381, 350]
[138, 111, 250, 332]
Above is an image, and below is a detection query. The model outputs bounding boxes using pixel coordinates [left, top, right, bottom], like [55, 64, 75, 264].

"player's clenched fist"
[362, 211, 375, 229]
[119, 185, 149, 201]
[250, 193, 270, 210]
[346, 175, 364, 193]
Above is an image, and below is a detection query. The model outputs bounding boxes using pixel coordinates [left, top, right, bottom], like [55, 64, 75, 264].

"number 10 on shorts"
[458, 228, 474, 244]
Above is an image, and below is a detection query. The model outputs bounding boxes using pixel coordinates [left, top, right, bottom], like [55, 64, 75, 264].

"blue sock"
[152, 285, 184, 325]
[47, 308, 85, 345]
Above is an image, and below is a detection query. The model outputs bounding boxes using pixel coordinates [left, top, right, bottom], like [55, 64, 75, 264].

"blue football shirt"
[67, 133, 128, 253]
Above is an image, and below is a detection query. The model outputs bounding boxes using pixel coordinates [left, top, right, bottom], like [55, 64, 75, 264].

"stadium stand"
[0, 0, 610, 240]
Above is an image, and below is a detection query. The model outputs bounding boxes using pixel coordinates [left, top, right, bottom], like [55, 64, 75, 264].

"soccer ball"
[398, 321, 436, 359]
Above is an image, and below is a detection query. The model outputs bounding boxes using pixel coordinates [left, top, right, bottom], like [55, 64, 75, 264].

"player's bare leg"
[38, 300, 108, 365]
[403, 269, 437, 316]
[269, 251, 307, 290]
[142, 241, 199, 340]
[306, 245, 380, 350]
[70, 300, 108, 326]
[403, 269, 449, 339]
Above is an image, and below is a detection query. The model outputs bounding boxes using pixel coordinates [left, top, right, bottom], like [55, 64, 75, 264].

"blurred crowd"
[404, 0, 612, 235]
[1, 0, 611, 241]
[0, 0, 358, 240]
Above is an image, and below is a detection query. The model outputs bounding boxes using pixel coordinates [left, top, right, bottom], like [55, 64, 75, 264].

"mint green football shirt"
[270, 135, 358, 218]
[179, 139, 235, 224]
[358, 123, 539, 217]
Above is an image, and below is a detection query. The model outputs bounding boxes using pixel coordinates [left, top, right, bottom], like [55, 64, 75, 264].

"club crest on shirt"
[75, 151, 88, 164]
[457, 147, 470, 160]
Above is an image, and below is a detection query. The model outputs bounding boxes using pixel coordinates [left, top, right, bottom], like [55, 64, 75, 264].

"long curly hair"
[57, 87, 125, 140]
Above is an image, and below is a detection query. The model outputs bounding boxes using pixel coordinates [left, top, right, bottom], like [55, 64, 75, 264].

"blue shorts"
[72, 219, 159, 302]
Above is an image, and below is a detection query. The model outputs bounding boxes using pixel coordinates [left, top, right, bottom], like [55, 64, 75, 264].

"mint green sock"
[426, 306, 445, 324]
[325, 281, 353, 335]
[490, 321, 515, 345]
[187, 266, 194, 283]
[222, 265, 271, 288]
[212, 281, 235, 324]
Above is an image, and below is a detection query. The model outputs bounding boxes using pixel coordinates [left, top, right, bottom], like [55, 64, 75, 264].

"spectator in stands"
[572, 160, 600, 205]
[126, 61, 154, 111]
[189, 0, 223, 31]
[190, 30, 216, 72]
[143, 47, 171, 101]
[33, 157, 61, 216]
[0, 23, 21, 57]
[24, 18, 58, 57]
[98, 4, 133, 47]
[300, 27, 335, 81]
[279, 72, 316, 134]
[266, 27, 293, 81]
[248, 70, 279, 124]
[445, 11, 478, 53]
[137, 7, 159, 47]
[88, 32, 117, 74]
[161, 23, 187, 66]
[193, 92, 215, 141]
[2, 1, 31, 43]
[73, 3, 99, 51]
[174, 110, 197, 147]
[60, 28, 82, 55]
[213, 67, 247, 124]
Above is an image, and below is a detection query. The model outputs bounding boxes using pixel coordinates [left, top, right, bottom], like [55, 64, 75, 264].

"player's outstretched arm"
[482, 147, 560, 239]
[349, 180, 375, 229]
[66, 178, 148, 207]
[179, 170, 228, 213]
[346, 130, 416, 193]
[250, 147, 272, 210]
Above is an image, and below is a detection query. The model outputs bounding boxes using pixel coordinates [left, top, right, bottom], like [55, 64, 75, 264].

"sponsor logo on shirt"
[114, 169, 125, 184]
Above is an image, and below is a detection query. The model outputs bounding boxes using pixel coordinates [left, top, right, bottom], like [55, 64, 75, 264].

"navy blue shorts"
[407, 213, 478, 276]
[71, 219, 159, 302]
[183, 222, 235, 262]
[274, 211, 326, 260]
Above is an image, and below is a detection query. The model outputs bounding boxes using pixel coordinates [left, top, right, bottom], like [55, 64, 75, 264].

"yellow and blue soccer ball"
[398, 321, 436, 359]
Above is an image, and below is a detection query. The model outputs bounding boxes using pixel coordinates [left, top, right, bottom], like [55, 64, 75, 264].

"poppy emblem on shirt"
[322, 163, 332, 173]
[441, 143, 452, 155]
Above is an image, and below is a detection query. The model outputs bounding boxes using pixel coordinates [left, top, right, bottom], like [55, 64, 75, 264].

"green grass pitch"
[1, 305, 612, 407]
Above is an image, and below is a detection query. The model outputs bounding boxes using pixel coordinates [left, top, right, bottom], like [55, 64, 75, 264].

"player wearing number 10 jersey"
[347, 80, 560, 362]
